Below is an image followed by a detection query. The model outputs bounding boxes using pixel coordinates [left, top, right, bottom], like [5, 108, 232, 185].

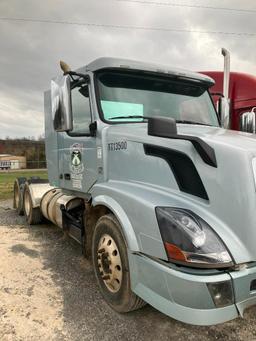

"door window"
[70, 85, 92, 135]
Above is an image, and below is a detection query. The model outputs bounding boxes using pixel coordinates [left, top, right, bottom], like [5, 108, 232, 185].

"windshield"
[96, 71, 219, 126]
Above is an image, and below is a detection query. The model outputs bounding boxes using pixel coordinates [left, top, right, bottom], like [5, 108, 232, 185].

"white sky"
[0, 0, 255, 138]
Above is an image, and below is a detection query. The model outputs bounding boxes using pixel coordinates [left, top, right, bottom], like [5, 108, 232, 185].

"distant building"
[0, 154, 26, 170]
[0, 139, 46, 169]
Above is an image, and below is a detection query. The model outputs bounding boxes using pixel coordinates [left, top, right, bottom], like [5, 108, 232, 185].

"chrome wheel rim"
[24, 190, 30, 217]
[97, 234, 122, 293]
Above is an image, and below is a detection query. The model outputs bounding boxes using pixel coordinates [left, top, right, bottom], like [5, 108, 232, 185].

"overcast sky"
[0, 0, 256, 138]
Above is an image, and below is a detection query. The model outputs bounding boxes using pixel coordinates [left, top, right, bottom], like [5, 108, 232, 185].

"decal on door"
[108, 141, 127, 151]
[70, 143, 84, 189]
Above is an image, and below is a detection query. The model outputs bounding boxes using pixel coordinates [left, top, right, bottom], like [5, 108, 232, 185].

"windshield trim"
[94, 68, 220, 126]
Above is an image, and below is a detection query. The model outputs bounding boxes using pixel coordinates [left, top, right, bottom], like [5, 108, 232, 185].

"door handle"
[64, 173, 71, 180]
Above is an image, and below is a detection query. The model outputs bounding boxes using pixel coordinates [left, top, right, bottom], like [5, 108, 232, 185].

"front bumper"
[128, 251, 256, 325]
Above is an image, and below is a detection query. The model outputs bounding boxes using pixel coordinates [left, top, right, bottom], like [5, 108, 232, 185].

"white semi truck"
[13, 57, 256, 325]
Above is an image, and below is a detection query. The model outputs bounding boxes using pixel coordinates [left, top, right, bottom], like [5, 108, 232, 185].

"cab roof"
[78, 57, 214, 86]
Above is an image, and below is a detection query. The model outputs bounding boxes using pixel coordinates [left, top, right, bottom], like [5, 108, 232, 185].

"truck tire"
[23, 184, 42, 225]
[13, 180, 24, 216]
[92, 214, 145, 313]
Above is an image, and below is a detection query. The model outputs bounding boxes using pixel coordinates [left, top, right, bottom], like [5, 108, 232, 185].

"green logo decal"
[71, 150, 81, 166]
[70, 143, 84, 175]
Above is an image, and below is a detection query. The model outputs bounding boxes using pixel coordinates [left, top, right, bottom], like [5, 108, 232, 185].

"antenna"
[60, 60, 71, 74]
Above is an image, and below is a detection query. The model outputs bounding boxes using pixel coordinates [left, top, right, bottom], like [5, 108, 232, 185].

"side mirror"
[148, 117, 177, 138]
[239, 107, 256, 133]
[210, 93, 222, 120]
[211, 92, 230, 129]
[51, 75, 73, 132]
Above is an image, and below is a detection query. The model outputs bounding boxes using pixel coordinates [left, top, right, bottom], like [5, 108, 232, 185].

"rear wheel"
[13, 179, 24, 215]
[92, 214, 145, 313]
[23, 185, 42, 225]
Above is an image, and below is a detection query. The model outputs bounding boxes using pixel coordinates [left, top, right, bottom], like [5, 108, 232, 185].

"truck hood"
[104, 123, 256, 264]
[106, 123, 256, 152]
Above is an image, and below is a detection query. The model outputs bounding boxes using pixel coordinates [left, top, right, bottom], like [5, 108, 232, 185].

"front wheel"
[92, 214, 145, 313]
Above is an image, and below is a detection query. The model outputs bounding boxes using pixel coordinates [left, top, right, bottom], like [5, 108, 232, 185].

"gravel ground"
[1, 199, 256, 341]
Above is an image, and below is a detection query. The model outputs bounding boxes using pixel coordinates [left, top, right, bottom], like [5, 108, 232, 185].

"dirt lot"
[1, 199, 256, 341]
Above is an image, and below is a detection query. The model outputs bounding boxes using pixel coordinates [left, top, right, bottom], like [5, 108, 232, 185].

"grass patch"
[0, 170, 48, 200]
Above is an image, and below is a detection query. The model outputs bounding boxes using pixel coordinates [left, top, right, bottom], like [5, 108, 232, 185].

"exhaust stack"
[221, 48, 231, 128]
[222, 48, 230, 100]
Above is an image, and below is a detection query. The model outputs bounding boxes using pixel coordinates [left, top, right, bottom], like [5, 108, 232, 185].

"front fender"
[90, 180, 250, 263]
[92, 194, 140, 251]
[90, 181, 168, 260]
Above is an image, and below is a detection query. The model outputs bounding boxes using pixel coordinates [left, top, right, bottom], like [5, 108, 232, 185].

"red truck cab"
[201, 71, 256, 130]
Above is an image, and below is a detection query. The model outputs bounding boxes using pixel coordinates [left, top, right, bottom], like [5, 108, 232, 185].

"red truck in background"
[201, 49, 256, 132]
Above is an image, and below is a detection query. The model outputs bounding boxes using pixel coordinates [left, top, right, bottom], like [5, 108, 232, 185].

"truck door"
[58, 81, 97, 193]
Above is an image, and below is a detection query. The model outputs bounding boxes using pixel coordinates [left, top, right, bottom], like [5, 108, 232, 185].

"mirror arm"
[210, 92, 224, 98]
[64, 70, 90, 82]
[60, 61, 89, 82]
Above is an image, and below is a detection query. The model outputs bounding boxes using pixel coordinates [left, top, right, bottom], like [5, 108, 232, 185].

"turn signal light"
[164, 242, 187, 262]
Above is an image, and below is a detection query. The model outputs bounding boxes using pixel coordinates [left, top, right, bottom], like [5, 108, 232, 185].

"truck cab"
[15, 57, 256, 326]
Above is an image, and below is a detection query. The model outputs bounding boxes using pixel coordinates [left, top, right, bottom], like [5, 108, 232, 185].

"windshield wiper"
[176, 120, 211, 126]
[108, 116, 212, 126]
[108, 115, 148, 120]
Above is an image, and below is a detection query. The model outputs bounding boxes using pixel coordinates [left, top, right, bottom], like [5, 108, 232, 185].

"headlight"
[156, 207, 233, 268]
